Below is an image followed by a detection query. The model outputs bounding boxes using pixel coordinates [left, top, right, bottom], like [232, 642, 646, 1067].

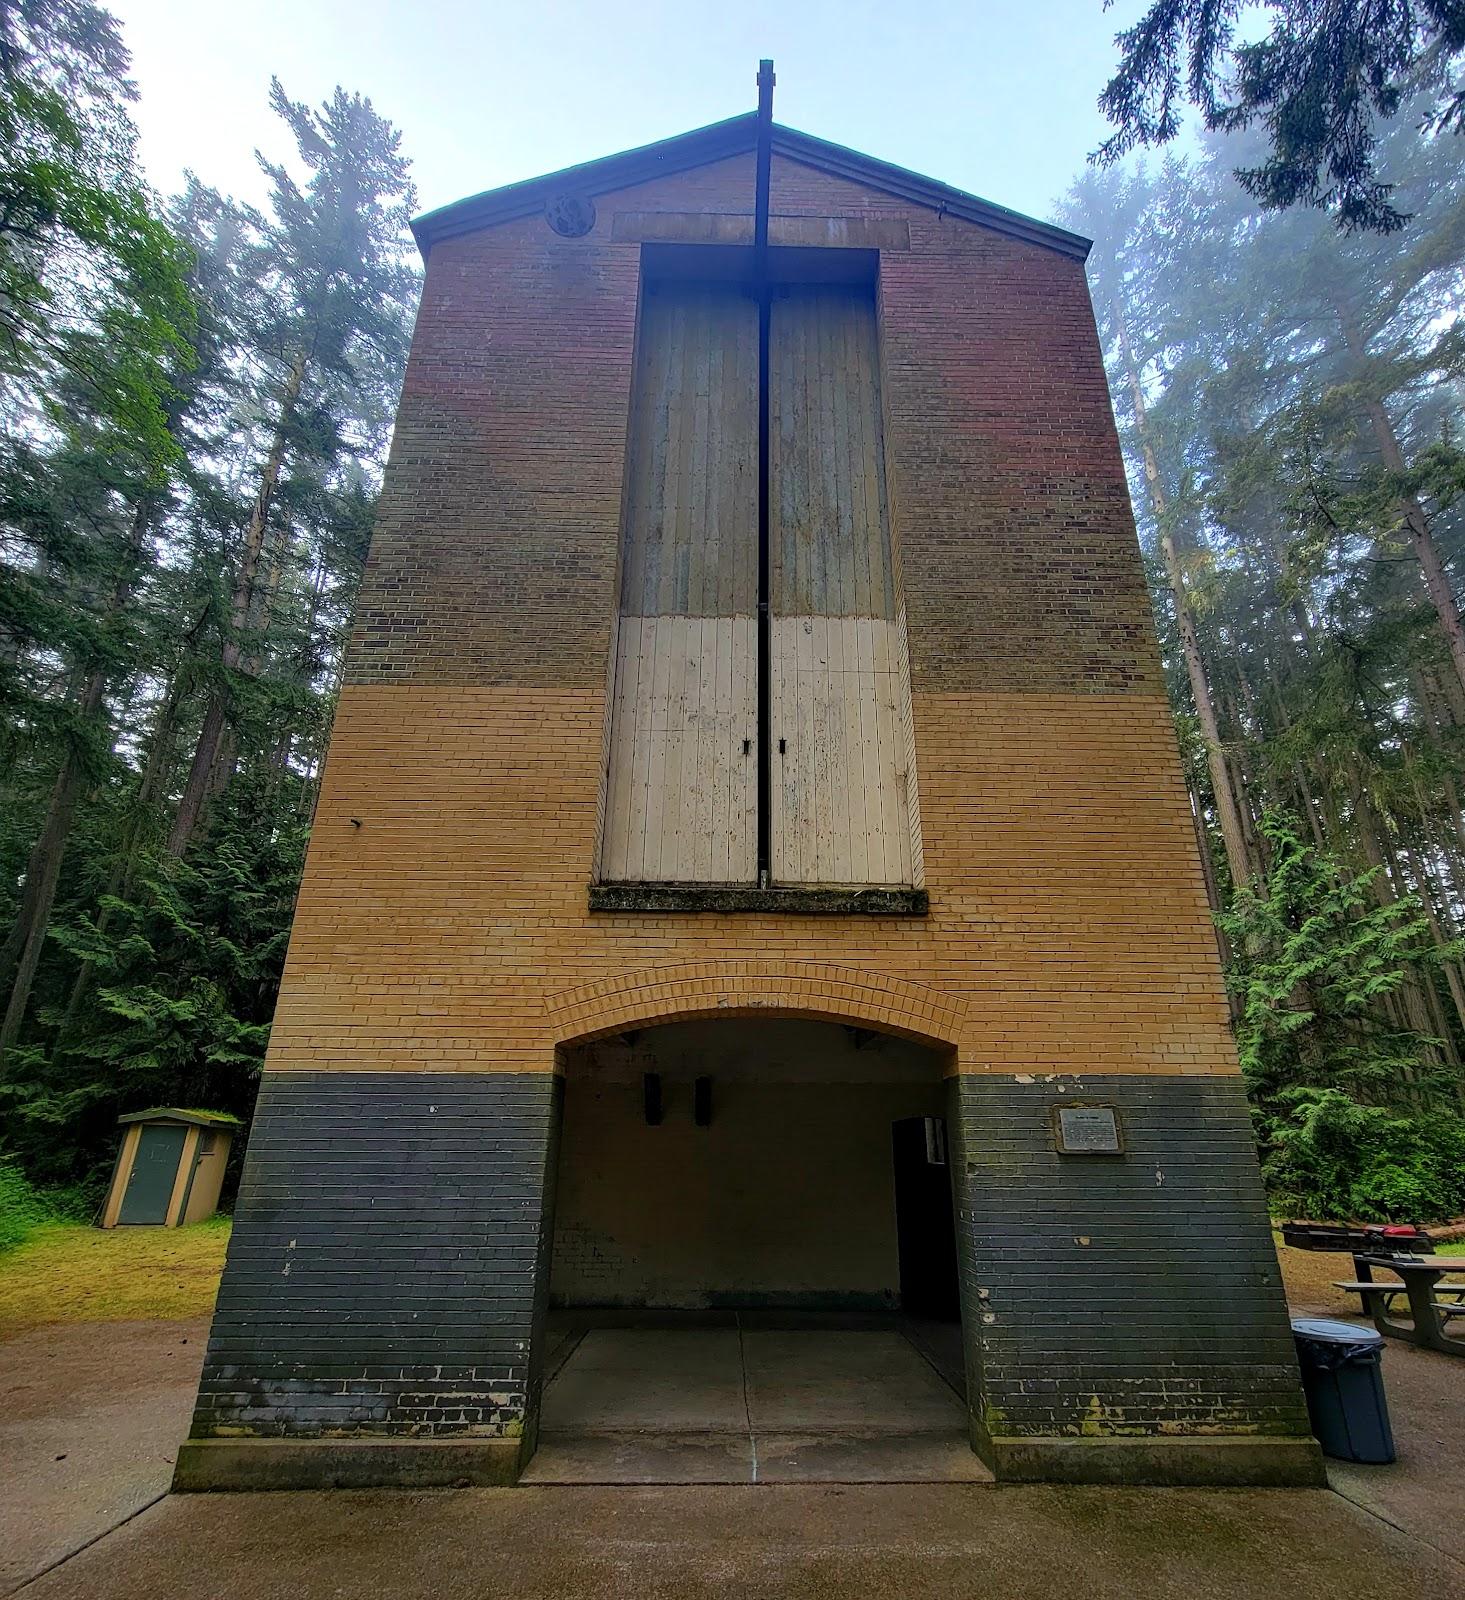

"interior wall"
[549, 1018, 946, 1309]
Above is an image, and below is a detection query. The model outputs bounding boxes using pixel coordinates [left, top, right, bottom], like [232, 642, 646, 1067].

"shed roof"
[117, 1107, 243, 1129]
[411, 114, 1090, 263]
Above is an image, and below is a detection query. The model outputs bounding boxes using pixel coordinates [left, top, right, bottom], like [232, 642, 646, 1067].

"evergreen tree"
[1221, 813, 1465, 1219]
[165, 79, 417, 858]
[0, 0, 191, 450]
[0, 0, 193, 1061]
[1097, 0, 1465, 231]
[0, 40, 418, 1185]
[1063, 103, 1465, 1216]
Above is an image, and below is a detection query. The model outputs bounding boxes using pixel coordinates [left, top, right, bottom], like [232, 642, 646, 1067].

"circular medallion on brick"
[545, 193, 596, 237]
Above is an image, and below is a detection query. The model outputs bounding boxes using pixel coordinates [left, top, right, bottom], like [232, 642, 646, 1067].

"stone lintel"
[588, 884, 929, 916]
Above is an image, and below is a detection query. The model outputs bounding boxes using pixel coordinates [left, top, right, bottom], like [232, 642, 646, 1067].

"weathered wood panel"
[620, 282, 758, 617]
[601, 615, 758, 883]
[772, 616, 917, 886]
[602, 280, 759, 883]
[602, 276, 921, 887]
[770, 285, 896, 620]
[768, 285, 919, 885]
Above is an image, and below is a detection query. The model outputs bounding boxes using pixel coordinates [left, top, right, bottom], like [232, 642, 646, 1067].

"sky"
[111, 0, 1147, 230]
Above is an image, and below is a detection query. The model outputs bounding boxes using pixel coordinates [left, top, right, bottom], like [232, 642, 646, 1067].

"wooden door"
[118, 1124, 186, 1225]
[769, 285, 920, 886]
[600, 280, 759, 883]
[599, 274, 923, 888]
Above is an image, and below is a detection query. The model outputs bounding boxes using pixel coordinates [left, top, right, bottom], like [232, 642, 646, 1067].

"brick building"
[176, 93, 1322, 1491]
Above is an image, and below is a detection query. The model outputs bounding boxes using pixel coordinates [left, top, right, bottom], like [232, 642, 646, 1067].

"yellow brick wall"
[264, 683, 1238, 1078]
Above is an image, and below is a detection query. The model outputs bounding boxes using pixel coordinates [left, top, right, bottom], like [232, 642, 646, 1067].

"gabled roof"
[411, 113, 1090, 262]
[118, 1106, 243, 1128]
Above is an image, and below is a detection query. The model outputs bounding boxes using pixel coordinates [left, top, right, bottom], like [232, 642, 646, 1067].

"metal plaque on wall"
[1052, 1103, 1124, 1155]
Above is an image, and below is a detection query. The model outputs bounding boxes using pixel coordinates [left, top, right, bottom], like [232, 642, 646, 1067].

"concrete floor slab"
[754, 1430, 992, 1483]
[520, 1430, 755, 1484]
[531, 1324, 981, 1485]
[742, 1331, 964, 1432]
[538, 1330, 748, 1432]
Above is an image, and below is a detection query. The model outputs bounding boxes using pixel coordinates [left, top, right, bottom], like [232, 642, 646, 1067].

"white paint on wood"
[771, 616, 917, 886]
[766, 283, 921, 887]
[601, 616, 757, 883]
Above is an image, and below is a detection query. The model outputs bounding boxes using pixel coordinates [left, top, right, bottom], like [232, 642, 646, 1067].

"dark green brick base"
[980, 1435, 1323, 1486]
[177, 1070, 560, 1488]
[174, 1436, 525, 1491]
[178, 1065, 1321, 1489]
[948, 1072, 1321, 1485]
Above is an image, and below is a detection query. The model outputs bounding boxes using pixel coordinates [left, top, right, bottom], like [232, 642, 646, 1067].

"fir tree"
[1096, 0, 1465, 231]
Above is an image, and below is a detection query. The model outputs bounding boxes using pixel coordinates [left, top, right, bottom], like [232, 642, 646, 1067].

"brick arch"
[547, 960, 965, 1053]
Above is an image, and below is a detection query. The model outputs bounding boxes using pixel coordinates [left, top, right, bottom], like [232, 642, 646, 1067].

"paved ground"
[0, 1319, 207, 1593]
[1327, 1335, 1465, 1568]
[4, 1310, 1465, 1597]
[15, 1481, 1463, 1599]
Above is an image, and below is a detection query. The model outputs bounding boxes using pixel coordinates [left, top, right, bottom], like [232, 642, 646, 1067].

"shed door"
[118, 1124, 187, 1224]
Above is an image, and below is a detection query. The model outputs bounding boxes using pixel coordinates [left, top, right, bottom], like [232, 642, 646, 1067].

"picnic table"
[1334, 1253, 1465, 1355]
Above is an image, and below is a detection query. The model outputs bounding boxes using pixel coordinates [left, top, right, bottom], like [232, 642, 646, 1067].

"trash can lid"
[1292, 1317, 1384, 1345]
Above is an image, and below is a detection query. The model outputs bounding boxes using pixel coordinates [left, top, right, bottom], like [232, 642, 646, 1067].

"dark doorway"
[892, 1117, 960, 1320]
[117, 1123, 186, 1225]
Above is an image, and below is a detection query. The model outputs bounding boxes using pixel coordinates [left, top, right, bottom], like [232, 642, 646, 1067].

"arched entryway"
[524, 1015, 988, 1484]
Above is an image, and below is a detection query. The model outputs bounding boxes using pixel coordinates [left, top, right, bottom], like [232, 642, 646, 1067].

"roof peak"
[411, 114, 1089, 262]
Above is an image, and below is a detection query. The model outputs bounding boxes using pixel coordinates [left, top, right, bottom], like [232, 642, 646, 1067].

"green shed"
[101, 1108, 242, 1228]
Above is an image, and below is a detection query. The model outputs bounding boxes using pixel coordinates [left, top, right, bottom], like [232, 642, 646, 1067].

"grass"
[0, 1161, 64, 1253]
[0, 1216, 230, 1335]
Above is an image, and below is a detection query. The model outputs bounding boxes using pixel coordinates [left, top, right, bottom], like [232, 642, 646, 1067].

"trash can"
[1292, 1318, 1396, 1464]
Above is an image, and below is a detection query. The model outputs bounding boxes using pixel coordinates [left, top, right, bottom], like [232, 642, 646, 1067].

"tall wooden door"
[118, 1124, 186, 1225]
[769, 284, 919, 886]
[599, 280, 759, 883]
[599, 272, 922, 887]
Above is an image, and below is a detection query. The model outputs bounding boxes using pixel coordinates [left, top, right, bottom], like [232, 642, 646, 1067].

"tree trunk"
[1336, 304, 1465, 699]
[166, 353, 307, 858]
[1112, 305, 1254, 890]
[56, 662, 190, 1038]
[1365, 394, 1465, 695]
[0, 487, 160, 1063]
[0, 711, 96, 1062]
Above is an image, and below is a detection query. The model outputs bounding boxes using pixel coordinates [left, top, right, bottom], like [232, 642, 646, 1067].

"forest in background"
[1062, 105, 1465, 1222]
[0, 0, 420, 1202]
[2, 0, 1463, 1221]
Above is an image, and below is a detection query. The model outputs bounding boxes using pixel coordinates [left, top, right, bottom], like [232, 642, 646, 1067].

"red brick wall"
[350, 154, 1159, 695]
